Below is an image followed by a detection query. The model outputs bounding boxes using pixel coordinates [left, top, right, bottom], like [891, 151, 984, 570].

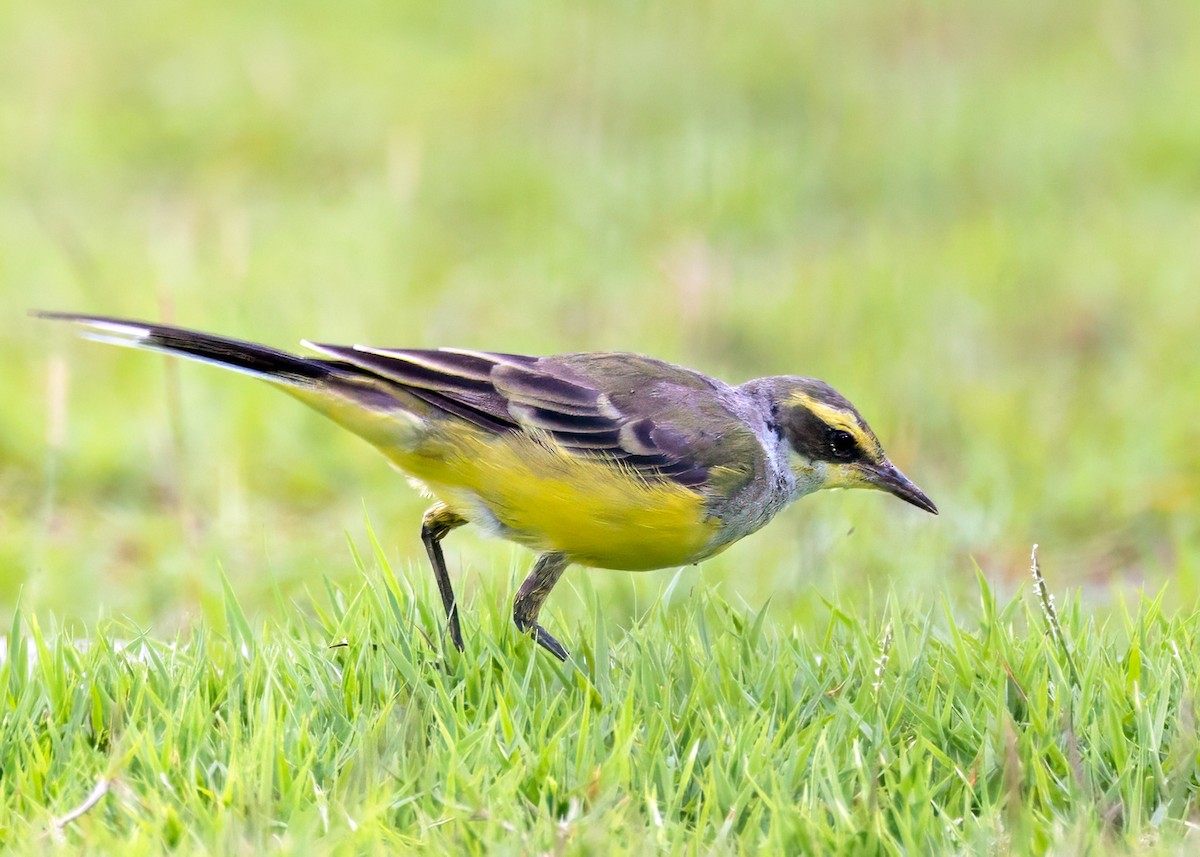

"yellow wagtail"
[37, 312, 937, 661]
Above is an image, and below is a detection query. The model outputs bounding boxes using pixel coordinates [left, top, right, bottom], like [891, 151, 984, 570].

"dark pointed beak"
[865, 461, 938, 515]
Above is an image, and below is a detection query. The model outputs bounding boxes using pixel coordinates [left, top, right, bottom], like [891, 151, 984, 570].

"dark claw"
[531, 624, 568, 662]
[447, 607, 464, 652]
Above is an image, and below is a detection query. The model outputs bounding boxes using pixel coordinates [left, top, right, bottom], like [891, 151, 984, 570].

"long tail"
[33, 311, 333, 386]
[33, 311, 432, 449]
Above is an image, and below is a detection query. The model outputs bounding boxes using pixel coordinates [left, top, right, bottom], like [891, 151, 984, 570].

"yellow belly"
[386, 430, 719, 570]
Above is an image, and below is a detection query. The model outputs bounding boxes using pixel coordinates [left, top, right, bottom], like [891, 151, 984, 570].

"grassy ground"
[4, 547, 1199, 853]
[2, 0, 1199, 852]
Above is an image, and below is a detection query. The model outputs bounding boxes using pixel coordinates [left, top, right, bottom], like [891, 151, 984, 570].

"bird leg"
[420, 503, 468, 652]
[513, 552, 570, 661]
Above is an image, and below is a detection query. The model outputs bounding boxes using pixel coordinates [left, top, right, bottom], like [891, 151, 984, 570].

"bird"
[36, 311, 937, 661]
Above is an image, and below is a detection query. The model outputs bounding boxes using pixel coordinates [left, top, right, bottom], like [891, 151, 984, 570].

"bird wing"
[302, 345, 761, 491]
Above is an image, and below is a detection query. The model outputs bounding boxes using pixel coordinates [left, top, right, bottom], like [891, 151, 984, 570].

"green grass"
[3, 0, 1200, 851]
[3, 543, 1198, 853]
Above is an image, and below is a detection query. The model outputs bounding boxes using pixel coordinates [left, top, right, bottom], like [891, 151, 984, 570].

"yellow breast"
[385, 430, 719, 570]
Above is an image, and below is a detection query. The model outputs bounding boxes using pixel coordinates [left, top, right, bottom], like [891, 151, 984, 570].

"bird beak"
[864, 461, 938, 514]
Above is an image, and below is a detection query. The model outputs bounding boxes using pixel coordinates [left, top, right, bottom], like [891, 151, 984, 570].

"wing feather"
[491, 364, 602, 409]
[301, 344, 722, 489]
[506, 403, 617, 434]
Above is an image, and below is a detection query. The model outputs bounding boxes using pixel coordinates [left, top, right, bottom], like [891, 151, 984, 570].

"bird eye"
[827, 428, 857, 460]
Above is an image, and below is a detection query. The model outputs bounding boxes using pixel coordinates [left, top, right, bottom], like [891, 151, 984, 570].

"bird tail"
[33, 311, 440, 450]
[33, 311, 332, 387]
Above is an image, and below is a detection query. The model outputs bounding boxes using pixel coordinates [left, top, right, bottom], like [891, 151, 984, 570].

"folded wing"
[303, 344, 713, 487]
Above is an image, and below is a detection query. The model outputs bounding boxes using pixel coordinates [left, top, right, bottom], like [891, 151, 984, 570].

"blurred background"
[2, 0, 1198, 633]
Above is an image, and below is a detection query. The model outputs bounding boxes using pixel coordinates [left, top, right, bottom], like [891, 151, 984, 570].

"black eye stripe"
[780, 399, 875, 465]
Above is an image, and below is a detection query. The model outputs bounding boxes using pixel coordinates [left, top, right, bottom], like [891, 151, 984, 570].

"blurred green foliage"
[2, 0, 1198, 630]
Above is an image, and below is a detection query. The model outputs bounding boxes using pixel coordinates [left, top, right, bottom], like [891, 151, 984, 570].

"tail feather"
[33, 311, 329, 386]
[34, 310, 438, 452]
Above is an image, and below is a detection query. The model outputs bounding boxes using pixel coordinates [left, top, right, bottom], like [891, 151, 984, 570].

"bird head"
[762, 377, 937, 514]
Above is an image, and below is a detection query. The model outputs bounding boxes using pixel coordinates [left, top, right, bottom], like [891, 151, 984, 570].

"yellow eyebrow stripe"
[787, 392, 881, 459]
